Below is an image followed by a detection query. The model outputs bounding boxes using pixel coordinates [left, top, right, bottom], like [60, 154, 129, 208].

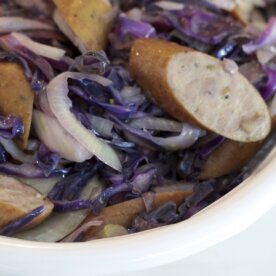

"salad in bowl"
[0, 0, 274, 244]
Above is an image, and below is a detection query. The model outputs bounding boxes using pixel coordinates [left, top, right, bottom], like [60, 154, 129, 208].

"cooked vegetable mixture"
[0, 0, 275, 242]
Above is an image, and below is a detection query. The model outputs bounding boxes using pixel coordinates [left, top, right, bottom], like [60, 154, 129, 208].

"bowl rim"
[0, 147, 275, 275]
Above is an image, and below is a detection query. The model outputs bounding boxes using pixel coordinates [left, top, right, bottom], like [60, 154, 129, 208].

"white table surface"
[118, 204, 276, 276]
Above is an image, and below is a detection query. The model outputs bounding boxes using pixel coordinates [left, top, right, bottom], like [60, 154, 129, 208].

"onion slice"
[33, 110, 93, 163]
[153, 126, 204, 151]
[36, 92, 55, 117]
[0, 17, 55, 34]
[129, 117, 183, 132]
[112, 115, 204, 151]
[0, 163, 66, 178]
[14, 176, 104, 242]
[0, 137, 34, 164]
[256, 47, 276, 65]
[61, 220, 103, 242]
[155, 1, 185, 10]
[11, 32, 66, 61]
[46, 72, 122, 171]
[0, 34, 55, 80]
[86, 114, 114, 138]
[19, 177, 61, 195]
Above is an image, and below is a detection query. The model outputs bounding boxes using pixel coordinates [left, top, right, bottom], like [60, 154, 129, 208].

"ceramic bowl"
[0, 146, 275, 276]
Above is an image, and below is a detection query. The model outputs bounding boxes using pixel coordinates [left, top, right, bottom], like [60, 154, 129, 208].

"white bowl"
[0, 146, 275, 276]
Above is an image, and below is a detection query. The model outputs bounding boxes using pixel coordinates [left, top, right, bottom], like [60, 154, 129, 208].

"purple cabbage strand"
[0, 206, 45, 236]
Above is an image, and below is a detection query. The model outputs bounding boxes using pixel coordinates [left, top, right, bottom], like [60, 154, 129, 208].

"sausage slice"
[129, 39, 271, 142]
[0, 175, 53, 230]
[83, 190, 191, 240]
[199, 140, 263, 180]
[199, 99, 276, 179]
[0, 63, 34, 149]
[53, 0, 113, 52]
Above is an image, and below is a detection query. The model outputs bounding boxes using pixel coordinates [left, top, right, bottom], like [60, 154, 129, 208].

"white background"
[117, 205, 276, 276]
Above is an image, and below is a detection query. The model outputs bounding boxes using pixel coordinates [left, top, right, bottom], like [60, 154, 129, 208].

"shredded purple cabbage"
[72, 51, 110, 75]
[197, 136, 225, 158]
[0, 144, 7, 163]
[0, 34, 55, 80]
[0, 206, 44, 236]
[0, 115, 24, 139]
[132, 201, 177, 232]
[243, 17, 276, 54]
[0, 0, 274, 242]
[116, 15, 157, 39]
[109, 14, 157, 59]
[178, 136, 225, 179]
[165, 5, 241, 45]
[47, 162, 100, 212]
[0, 163, 68, 178]
[131, 179, 214, 232]
[92, 183, 130, 214]
[35, 144, 61, 177]
[53, 200, 92, 212]
[261, 66, 276, 100]
[0, 51, 33, 80]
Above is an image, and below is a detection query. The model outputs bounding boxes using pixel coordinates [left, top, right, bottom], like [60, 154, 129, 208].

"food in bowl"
[0, 0, 275, 242]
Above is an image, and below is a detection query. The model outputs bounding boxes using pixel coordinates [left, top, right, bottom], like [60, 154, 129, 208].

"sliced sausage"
[129, 39, 271, 143]
[199, 140, 263, 180]
[83, 190, 192, 240]
[53, 0, 113, 52]
[0, 175, 53, 230]
[0, 62, 34, 149]
[199, 98, 276, 179]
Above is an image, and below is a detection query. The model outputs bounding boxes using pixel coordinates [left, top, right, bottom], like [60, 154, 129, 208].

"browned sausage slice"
[53, 0, 113, 52]
[199, 99, 276, 179]
[129, 39, 271, 143]
[0, 175, 53, 230]
[0, 62, 34, 149]
[199, 140, 263, 180]
[83, 190, 192, 240]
